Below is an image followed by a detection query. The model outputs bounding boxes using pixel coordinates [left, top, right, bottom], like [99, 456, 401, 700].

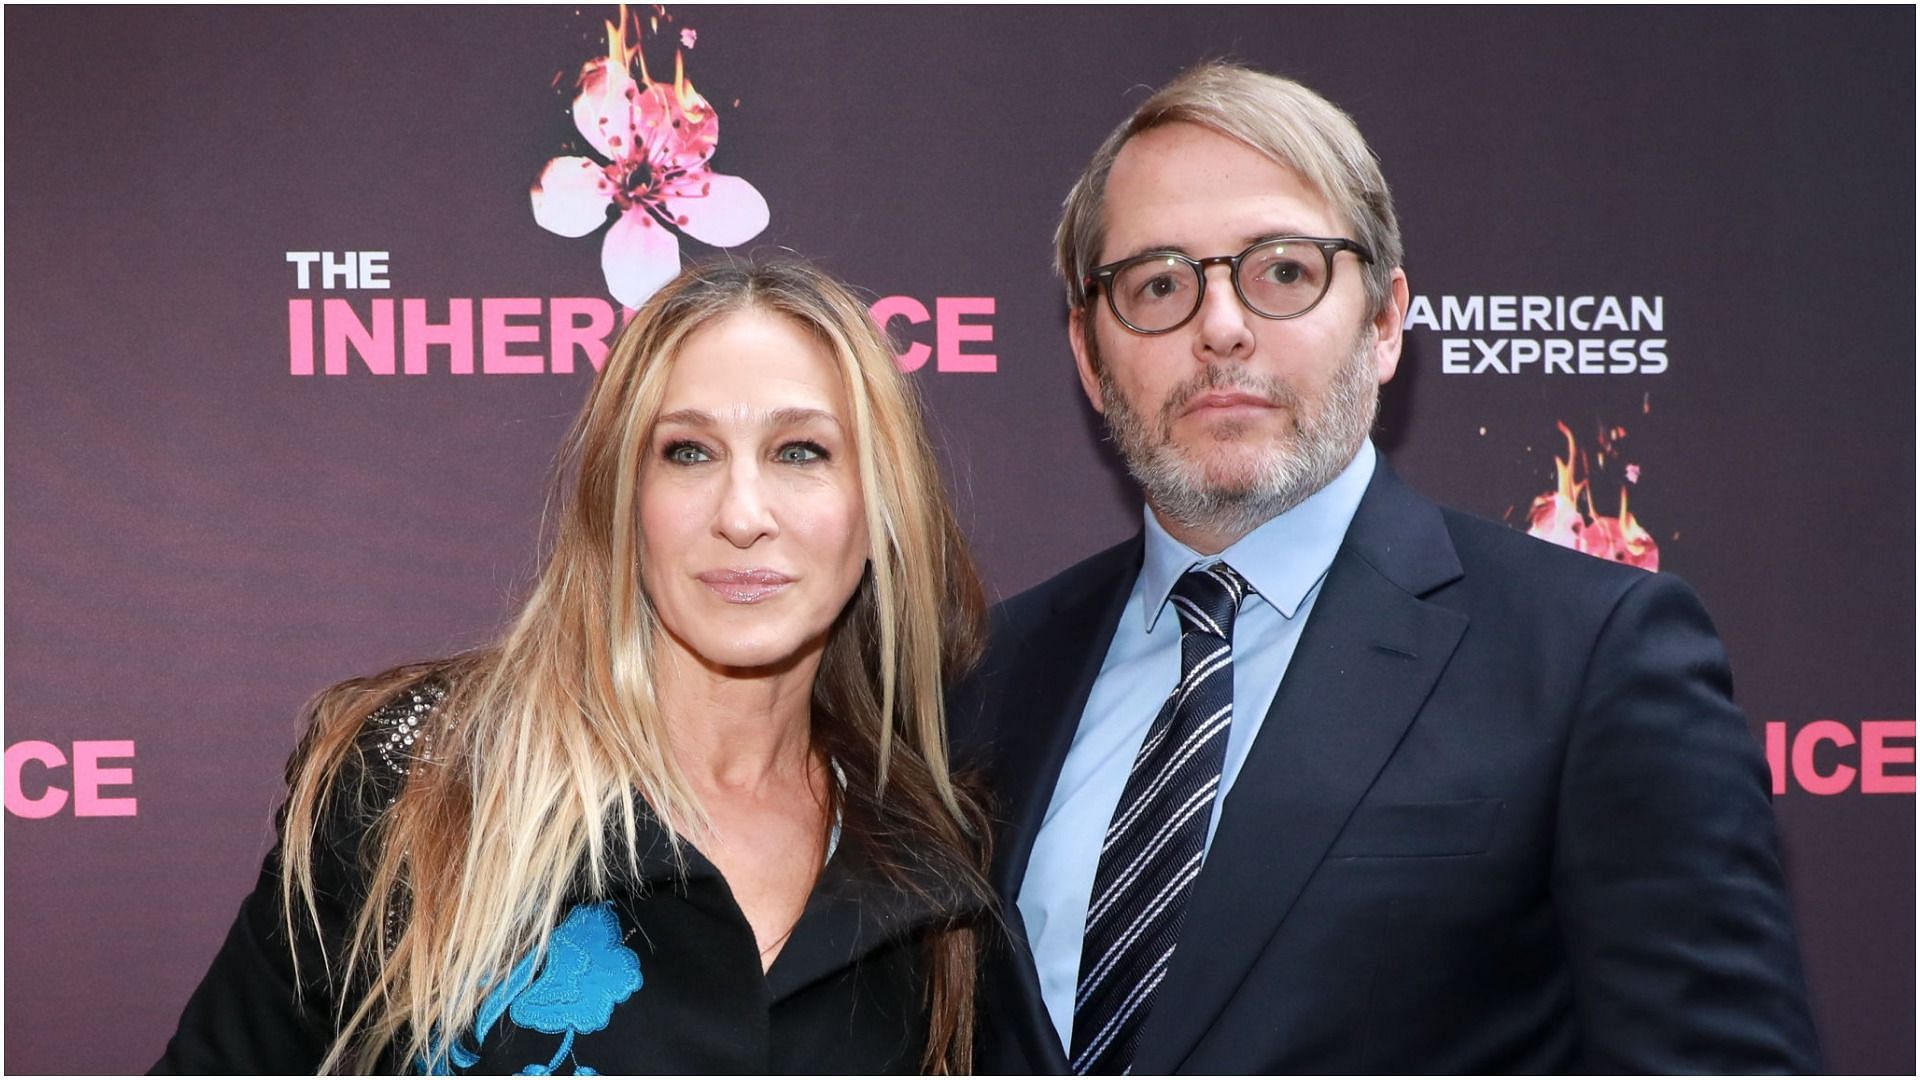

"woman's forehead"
[658, 308, 850, 420]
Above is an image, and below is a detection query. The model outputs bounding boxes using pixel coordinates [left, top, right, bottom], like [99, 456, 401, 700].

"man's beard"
[1097, 329, 1379, 541]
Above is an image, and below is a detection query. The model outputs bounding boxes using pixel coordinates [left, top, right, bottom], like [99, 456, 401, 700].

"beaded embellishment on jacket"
[364, 680, 446, 953]
[367, 681, 446, 787]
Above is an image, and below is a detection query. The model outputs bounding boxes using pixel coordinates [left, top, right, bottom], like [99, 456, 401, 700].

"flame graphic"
[673, 51, 704, 116]
[1524, 421, 1660, 571]
[529, 5, 767, 308]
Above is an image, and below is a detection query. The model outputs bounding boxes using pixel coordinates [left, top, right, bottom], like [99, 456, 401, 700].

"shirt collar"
[1139, 439, 1377, 631]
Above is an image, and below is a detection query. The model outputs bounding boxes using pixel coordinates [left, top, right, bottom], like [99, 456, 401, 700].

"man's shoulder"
[1415, 496, 1695, 638]
[988, 533, 1141, 638]
[1435, 502, 1652, 589]
[1347, 460, 1667, 604]
[950, 535, 1139, 756]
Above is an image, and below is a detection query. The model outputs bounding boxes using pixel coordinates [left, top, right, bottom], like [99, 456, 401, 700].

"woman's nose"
[714, 461, 778, 547]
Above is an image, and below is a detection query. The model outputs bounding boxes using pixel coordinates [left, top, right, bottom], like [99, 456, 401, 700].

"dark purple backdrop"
[5, 7, 1913, 1073]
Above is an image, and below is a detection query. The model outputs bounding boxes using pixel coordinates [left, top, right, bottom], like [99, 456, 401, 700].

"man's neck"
[1148, 510, 1252, 556]
[1144, 440, 1376, 557]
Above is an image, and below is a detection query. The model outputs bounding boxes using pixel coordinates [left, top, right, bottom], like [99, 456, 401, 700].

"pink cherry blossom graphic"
[1523, 421, 1661, 571]
[531, 6, 767, 308]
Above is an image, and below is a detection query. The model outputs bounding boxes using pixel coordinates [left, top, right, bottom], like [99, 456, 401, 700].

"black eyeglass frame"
[1082, 235, 1375, 335]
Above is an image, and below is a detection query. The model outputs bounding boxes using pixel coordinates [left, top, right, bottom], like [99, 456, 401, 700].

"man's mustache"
[1156, 366, 1302, 436]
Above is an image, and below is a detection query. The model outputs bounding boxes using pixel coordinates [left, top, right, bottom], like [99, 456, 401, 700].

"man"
[953, 62, 1819, 1073]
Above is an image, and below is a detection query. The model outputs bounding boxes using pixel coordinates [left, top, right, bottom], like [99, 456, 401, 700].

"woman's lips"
[696, 569, 794, 604]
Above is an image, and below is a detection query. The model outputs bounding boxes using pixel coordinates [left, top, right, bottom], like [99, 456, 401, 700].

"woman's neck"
[653, 638, 822, 797]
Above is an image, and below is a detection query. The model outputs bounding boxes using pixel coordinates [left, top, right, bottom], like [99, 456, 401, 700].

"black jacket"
[155, 684, 979, 1074]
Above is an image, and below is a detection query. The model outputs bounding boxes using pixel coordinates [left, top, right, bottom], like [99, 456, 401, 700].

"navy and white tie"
[1070, 562, 1251, 1075]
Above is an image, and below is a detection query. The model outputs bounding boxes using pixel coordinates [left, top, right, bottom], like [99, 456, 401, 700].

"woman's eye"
[776, 442, 827, 464]
[664, 442, 712, 465]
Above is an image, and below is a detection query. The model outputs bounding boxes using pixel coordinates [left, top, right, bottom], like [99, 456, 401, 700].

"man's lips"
[696, 569, 794, 604]
[1183, 391, 1278, 417]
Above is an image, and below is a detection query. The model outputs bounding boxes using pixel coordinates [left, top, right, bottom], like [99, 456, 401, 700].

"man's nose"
[1192, 263, 1255, 362]
[715, 461, 778, 547]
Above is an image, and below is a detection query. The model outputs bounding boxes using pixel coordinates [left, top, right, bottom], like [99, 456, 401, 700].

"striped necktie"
[1070, 562, 1251, 1075]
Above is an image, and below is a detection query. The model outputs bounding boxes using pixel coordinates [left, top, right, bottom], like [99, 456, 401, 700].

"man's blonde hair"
[1055, 61, 1402, 320]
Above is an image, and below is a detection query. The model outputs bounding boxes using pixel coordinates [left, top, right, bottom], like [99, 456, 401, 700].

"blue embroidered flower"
[435, 902, 643, 1075]
[509, 903, 643, 1034]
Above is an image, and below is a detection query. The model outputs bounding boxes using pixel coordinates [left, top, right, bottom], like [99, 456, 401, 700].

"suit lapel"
[984, 537, 1140, 1074]
[986, 536, 1142, 900]
[1132, 464, 1471, 1074]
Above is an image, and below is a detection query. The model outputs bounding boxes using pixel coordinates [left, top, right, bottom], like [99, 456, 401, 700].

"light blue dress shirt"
[1015, 440, 1377, 1052]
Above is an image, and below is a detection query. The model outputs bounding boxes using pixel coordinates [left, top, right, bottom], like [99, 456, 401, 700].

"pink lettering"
[72, 740, 137, 817]
[323, 298, 396, 375]
[936, 296, 997, 373]
[482, 298, 545, 374]
[291, 297, 998, 377]
[1764, 721, 1787, 796]
[1791, 719, 1856, 796]
[871, 296, 932, 373]
[5, 741, 68, 818]
[1859, 720, 1916, 795]
[550, 298, 616, 374]
[288, 299, 315, 376]
[403, 299, 475, 375]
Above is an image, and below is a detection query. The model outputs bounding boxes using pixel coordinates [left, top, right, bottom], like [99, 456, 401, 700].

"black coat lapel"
[1132, 464, 1470, 1074]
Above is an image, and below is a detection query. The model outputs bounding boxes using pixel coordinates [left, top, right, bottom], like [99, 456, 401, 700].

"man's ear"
[1069, 306, 1107, 414]
[1372, 268, 1410, 385]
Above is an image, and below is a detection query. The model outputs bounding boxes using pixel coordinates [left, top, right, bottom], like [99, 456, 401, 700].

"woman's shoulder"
[358, 676, 450, 788]
[305, 665, 461, 799]
[152, 673, 458, 1074]
[292, 669, 460, 877]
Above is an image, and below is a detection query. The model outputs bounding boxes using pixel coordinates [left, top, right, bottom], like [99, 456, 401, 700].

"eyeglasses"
[1083, 236, 1374, 334]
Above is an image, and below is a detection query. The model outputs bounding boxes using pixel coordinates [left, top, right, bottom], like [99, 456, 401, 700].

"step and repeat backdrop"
[5, 7, 1913, 1073]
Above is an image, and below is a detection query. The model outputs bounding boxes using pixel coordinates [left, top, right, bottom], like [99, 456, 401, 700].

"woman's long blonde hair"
[279, 259, 991, 1073]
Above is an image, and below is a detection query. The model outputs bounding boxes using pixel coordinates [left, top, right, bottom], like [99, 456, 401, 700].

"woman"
[155, 259, 993, 1074]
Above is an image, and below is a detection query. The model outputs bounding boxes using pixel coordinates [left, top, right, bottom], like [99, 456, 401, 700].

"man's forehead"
[1099, 122, 1342, 260]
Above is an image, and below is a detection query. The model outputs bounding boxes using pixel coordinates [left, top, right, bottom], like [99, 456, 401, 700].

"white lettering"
[1569, 296, 1594, 331]
[1442, 295, 1483, 331]
[1488, 295, 1517, 332]
[1608, 338, 1638, 373]
[1578, 338, 1606, 374]
[1472, 338, 1509, 374]
[1522, 295, 1552, 332]
[321, 251, 358, 290]
[1544, 338, 1575, 374]
[285, 251, 320, 289]
[1631, 295, 1663, 332]
[1641, 338, 1668, 374]
[360, 251, 390, 290]
[1404, 294, 1438, 331]
[1593, 295, 1628, 331]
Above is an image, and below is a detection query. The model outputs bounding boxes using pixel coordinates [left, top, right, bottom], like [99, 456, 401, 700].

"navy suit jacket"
[953, 462, 1820, 1073]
